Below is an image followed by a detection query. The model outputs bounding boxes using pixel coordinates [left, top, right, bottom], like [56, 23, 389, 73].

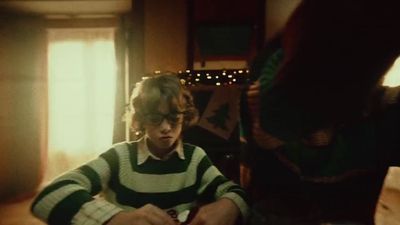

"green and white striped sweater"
[31, 141, 249, 225]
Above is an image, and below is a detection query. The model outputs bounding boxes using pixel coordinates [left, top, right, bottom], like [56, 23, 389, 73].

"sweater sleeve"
[31, 147, 123, 225]
[195, 147, 249, 218]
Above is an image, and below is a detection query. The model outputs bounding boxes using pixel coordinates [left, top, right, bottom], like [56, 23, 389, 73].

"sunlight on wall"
[382, 56, 400, 87]
[47, 28, 116, 180]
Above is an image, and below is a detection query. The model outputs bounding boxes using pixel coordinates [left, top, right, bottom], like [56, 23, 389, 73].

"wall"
[0, 13, 47, 201]
[141, 0, 301, 73]
[265, 0, 301, 41]
[144, 0, 187, 73]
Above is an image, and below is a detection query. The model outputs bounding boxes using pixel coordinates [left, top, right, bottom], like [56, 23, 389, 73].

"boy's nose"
[159, 119, 172, 132]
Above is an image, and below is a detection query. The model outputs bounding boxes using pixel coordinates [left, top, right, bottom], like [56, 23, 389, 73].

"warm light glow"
[48, 29, 116, 156]
[177, 69, 249, 86]
[383, 56, 400, 87]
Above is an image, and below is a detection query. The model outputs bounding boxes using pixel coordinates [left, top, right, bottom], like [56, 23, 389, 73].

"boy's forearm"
[71, 199, 123, 225]
[31, 182, 94, 224]
[219, 191, 249, 219]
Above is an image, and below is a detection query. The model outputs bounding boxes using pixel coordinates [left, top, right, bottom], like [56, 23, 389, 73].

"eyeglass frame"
[142, 111, 187, 126]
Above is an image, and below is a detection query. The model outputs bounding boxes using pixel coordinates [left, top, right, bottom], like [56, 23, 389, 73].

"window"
[46, 28, 117, 181]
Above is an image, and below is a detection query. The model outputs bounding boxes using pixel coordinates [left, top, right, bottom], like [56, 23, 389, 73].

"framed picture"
[187, 0, 265, 69]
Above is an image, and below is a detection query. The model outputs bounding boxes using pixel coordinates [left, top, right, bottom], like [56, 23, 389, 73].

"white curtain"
[46, 28, 117, 181]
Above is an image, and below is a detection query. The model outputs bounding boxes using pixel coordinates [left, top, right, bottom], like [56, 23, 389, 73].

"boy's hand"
[105, 204, 178, 225]
[189, 198, 240, 225]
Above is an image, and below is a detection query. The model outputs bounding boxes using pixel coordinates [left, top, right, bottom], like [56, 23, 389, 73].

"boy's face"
[143, 101, 183, 155]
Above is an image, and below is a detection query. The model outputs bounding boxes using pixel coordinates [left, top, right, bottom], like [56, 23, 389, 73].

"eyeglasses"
[143, 112, 185, 126]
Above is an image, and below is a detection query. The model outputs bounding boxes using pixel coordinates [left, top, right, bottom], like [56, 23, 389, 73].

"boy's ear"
[131, 120, 142, 132]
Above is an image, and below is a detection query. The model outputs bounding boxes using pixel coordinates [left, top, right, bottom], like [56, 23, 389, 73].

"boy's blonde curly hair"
[128, 73, 199, 136]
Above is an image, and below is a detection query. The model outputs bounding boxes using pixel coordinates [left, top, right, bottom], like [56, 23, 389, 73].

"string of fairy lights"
[174, 69, 250, 86]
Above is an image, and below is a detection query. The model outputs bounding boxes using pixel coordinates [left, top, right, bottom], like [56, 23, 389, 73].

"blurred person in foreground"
[240, 0, 400, 224]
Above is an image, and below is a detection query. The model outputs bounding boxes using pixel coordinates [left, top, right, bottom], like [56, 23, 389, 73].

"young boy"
[31, 73, 248, 225]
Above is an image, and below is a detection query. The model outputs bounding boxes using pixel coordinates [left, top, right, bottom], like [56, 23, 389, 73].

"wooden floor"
[0, 188, 400, 225]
